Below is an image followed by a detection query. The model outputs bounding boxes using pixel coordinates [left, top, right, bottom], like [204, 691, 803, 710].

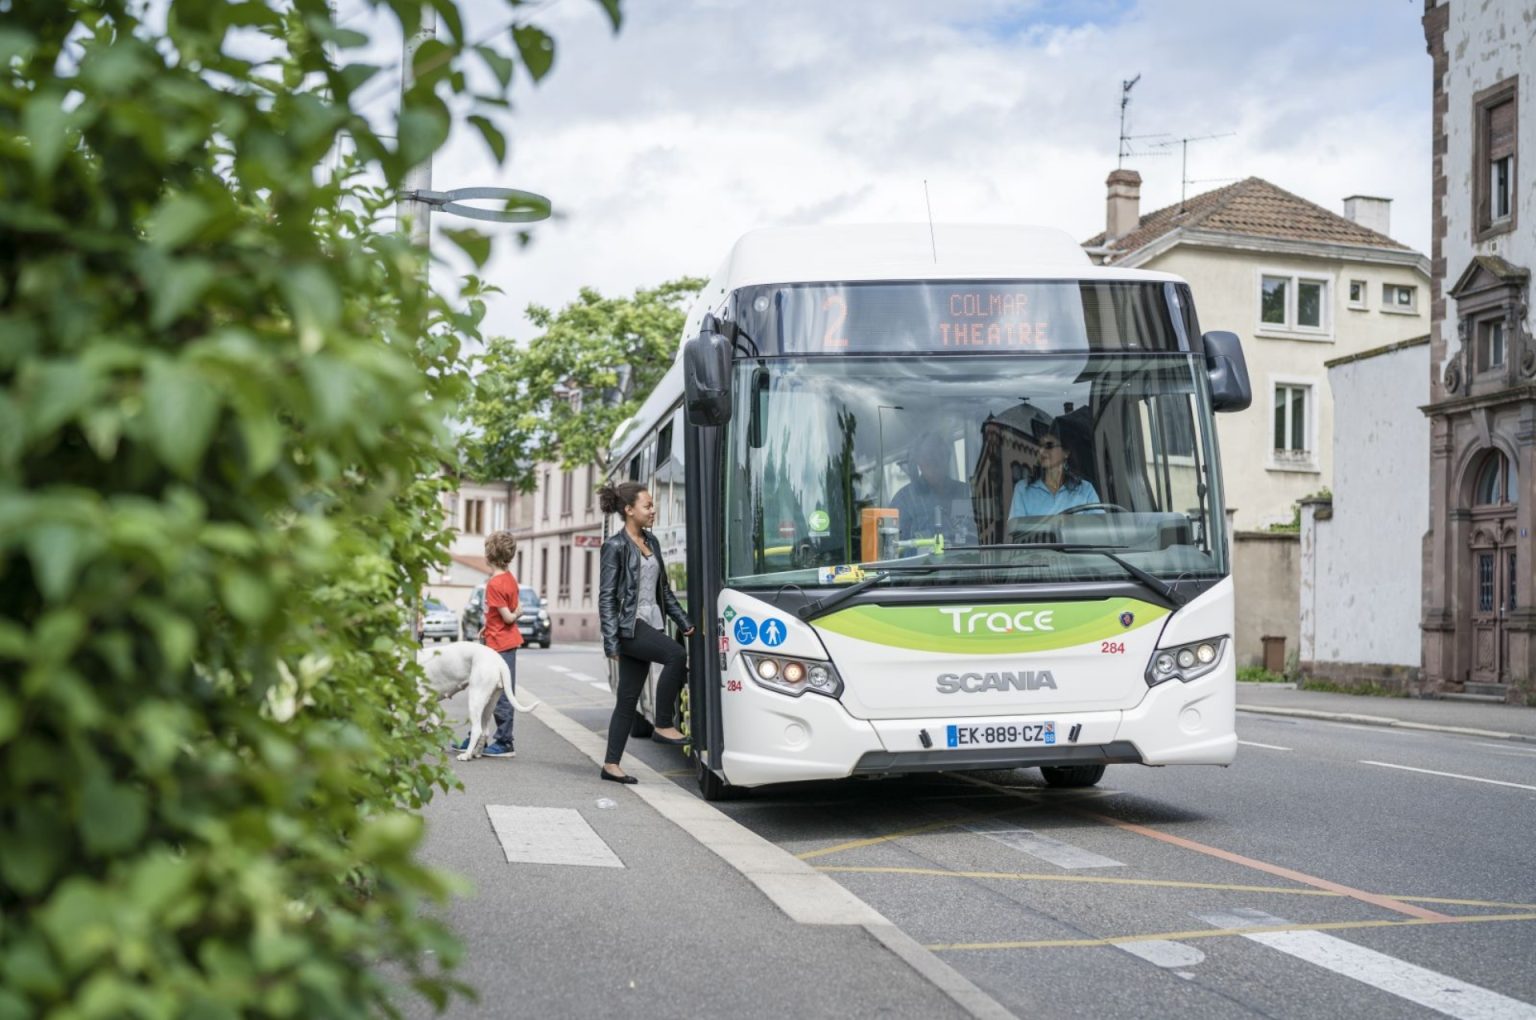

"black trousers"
[604, 619, 686, 765]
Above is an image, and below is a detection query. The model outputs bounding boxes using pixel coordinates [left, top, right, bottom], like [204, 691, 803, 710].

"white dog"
[417, 642, 538, 761]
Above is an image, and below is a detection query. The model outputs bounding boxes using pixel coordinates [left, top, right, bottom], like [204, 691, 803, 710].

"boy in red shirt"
[477, 530, 525, 758]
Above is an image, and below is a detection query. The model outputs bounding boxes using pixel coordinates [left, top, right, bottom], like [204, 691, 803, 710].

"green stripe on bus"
[814, 598, 1169, 654]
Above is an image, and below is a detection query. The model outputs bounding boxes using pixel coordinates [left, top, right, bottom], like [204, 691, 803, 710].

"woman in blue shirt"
[1009, 425, 1100, 518]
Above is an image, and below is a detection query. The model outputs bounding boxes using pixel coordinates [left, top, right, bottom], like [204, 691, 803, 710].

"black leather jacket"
[599, 529, 691, 657]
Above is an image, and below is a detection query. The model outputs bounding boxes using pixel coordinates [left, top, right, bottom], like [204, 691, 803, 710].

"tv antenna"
[1153, 131, 1236, 209]
[1118, 74, 1169, 166]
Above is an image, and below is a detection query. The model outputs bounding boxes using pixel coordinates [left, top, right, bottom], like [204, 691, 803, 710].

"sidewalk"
[1236, 682, 1536, 742]
[404, 678, 1011, 1020]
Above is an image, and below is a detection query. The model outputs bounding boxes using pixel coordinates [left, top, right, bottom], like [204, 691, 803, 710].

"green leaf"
[443, 227, 491, 269]
[467, 114, 506, 163]
[146, 193, 212, 250]
[278, 264, 341, 353]
[218, 567, 273, 625]
[513, 25, 555, 82]
[593, 0, 623, 31]
[475, 45, 514, 89]
[26, 522, 99, 602]
[149, 258, 218, 329]
[144, 358, 221, 477]
[79, 774, 149, 856]
[24, 91, 71, 179]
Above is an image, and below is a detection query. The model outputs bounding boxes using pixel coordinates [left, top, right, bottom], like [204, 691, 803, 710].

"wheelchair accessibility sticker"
[732, 616, 758, 645]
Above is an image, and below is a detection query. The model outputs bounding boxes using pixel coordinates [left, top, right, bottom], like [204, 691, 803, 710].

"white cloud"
[404, 0, 1431, 343]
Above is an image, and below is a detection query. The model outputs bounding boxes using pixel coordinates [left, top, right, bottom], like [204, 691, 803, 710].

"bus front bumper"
[717, 660, 1236, 788]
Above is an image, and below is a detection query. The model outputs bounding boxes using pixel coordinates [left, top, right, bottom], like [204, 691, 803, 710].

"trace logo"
[938, 606, 1056, 635]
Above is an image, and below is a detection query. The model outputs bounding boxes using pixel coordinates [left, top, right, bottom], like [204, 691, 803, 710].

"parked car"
[461, 584, 551, 648]
[417, 597, 461, 643]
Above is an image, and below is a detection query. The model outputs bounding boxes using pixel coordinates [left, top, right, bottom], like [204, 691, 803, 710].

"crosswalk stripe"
[1198, 908, 1536, 1019]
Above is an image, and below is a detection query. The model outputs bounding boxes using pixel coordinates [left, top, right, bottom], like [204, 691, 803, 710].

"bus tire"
[696, 754, 741, 802]
[1040, 764, 1106, 788]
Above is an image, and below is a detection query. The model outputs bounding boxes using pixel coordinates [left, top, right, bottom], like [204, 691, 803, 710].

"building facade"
[1421, 1, 1535, 702]
[516, 461, 604, 644]
[1086, 175, 1431, 668]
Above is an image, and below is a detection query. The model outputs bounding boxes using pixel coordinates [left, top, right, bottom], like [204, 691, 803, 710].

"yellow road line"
[813, 866, 1536, 911]
[956, 774, 1450, 921]
[924, 911, 1536, 952]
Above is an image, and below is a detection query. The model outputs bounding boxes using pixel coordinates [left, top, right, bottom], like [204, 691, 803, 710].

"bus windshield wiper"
[950, 542, 1186, 606]
[797, 570, 892, 621]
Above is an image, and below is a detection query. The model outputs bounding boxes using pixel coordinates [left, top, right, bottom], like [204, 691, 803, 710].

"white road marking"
[589, 681, 610, 691]
[569, 672, 599, 683]
[965, 825, 1124, 869]
[486, 805, 623, 868]
[1199, 908, 1536, 1019]
[1238, 740, 1292, 751]
[547, 665, 572, 673]
[1117, 940, 1206, 969]
[1472, 742, 1536, 757]
[1359, 761, 1536, 792]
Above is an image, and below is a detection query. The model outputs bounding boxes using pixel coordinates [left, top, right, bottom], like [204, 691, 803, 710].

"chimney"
[1342, 194, 1392, 237]
[1105, 169, 1142, 242]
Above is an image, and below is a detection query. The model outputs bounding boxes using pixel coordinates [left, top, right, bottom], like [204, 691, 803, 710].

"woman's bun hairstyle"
[597, 480, 645, 517]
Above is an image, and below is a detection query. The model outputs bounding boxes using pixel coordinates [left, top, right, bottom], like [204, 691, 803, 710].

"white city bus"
[607, 224, 1251, 801]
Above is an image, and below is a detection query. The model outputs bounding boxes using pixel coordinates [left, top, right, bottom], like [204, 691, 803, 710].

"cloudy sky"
[349, 0, 1433, 343]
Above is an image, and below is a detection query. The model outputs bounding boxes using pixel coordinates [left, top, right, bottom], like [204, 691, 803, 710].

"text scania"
[939, 606, 1055, 633]
[936, 671, 1059, 693]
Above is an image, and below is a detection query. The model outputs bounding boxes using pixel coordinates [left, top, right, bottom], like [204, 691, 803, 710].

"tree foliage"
[463, 276, 704, 490]
[0, 1, 618, 1017]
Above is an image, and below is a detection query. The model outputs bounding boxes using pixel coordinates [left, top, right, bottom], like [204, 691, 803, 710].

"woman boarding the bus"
[596, 481, 695, 784]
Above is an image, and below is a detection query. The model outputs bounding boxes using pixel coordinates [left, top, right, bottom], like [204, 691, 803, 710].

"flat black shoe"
[600, 768, 638, 784]
[650, 733, 687, 746]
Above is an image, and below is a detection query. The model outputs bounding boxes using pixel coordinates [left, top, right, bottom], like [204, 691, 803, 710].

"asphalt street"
[436, 642, 1536, 1020]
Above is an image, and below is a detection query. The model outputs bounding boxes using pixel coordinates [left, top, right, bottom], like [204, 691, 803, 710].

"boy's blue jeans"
[491, 648, 518, 746]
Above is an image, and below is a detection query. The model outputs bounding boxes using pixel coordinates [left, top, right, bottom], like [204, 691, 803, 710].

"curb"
[1236, 704, 1536, 744]
[528, 691, 1018, 1020]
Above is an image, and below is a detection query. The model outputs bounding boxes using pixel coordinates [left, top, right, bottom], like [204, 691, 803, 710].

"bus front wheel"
[1040, 764, 1106, 788]
[696, 753, 741, 802]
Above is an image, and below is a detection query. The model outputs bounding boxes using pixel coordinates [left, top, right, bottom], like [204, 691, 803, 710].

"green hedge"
[0, 2, 616, 1016]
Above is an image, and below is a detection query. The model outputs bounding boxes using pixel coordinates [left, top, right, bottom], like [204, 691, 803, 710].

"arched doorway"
[1467, 450, 1519, 685]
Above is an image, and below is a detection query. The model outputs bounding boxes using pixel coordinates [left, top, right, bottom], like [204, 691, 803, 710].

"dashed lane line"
[956, 773, 1452, 921]
[569, 672, 600, 683]
[1237, 740, 1292, 751]
[922, 910, 1536, 952]
[1360, 760, 1536, 792]
[1198, 908, 1536, 1020]
[546, 665, 571, 673]
[812, 866, 1536, 910]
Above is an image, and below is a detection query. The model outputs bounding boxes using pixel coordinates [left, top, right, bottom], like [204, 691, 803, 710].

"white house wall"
[1301, 343, 1429, 670]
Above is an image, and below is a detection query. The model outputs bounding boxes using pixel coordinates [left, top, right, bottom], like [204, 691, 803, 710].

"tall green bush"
[0, 1, 618, 1016]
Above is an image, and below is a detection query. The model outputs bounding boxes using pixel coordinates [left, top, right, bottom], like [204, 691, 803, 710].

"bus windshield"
[723, 353, 1226, 591]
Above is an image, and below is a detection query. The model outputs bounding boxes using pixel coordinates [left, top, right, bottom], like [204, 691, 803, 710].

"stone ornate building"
[1421, 1, 1535, 703]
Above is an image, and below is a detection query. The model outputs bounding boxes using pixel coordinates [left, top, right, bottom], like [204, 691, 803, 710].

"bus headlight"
[743, 653, 843, 699]
[1145, 637, 1227, 688]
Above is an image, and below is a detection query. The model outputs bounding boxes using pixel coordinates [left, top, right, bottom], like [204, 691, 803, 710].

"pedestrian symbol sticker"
[760, 617, 786, 647]
[733, 616, 758, 645]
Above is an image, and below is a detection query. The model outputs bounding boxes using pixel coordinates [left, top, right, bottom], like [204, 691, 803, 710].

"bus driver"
[889, 430, 977, 544]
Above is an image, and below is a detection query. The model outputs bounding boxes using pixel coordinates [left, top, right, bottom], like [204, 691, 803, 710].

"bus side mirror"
[683, 324, 733, 426]
[1203, 330, 1251, 412]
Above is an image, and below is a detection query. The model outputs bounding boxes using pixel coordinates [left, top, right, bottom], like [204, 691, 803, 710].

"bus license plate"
[946, 722, 1055, 748]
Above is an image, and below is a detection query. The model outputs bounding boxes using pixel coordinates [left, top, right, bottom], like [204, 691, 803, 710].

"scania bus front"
[679, 225, 1250, 800]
